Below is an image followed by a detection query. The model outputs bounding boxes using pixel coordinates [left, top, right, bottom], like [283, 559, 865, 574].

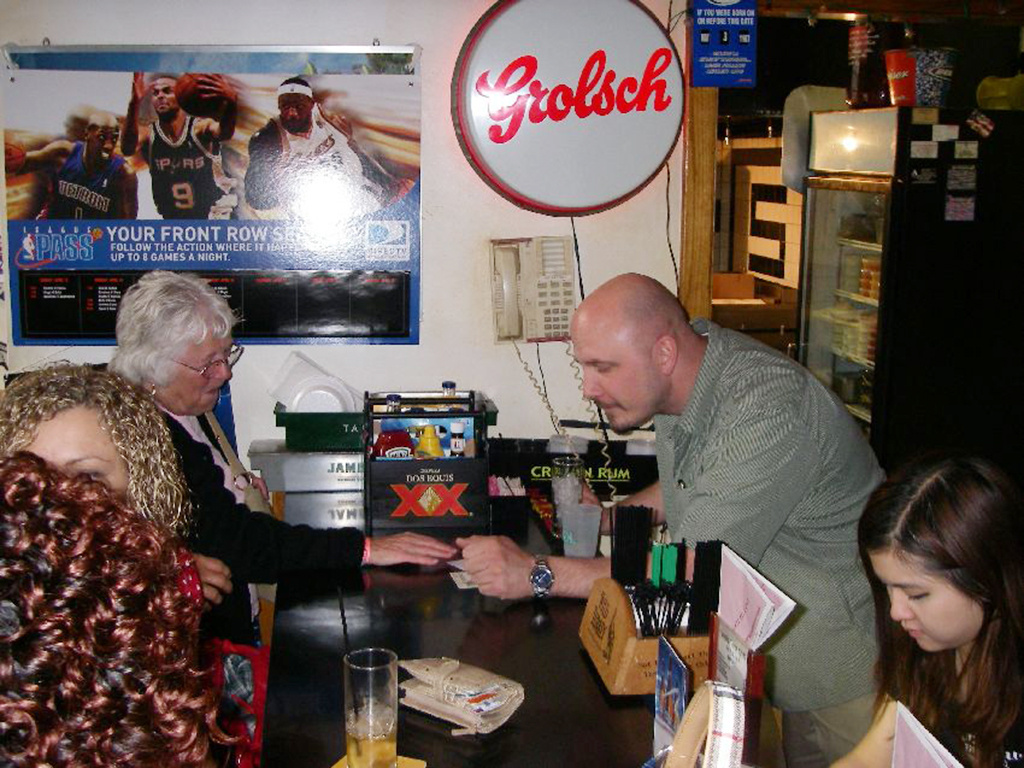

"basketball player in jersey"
[244, 76, 402, 218]
[16, 112, 138, 220]
[122, 72, 238, 220]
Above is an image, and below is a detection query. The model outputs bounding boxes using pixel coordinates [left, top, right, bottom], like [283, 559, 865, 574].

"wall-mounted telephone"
[490, 236, 576, 343]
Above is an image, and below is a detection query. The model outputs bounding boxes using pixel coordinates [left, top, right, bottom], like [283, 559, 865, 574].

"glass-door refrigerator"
[799, 107, 1024, 482]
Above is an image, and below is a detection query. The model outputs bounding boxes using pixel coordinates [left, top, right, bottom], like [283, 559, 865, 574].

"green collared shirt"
[656, 319, 883, 711]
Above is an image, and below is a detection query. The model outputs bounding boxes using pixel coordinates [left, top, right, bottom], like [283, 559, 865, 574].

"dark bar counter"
[261, 523, 653, 767]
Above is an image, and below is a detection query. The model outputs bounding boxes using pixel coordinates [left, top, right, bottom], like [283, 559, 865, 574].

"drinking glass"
[561, 502, 603, 557]
[551, 455, 585, 509]
[344, 647, 398, 768]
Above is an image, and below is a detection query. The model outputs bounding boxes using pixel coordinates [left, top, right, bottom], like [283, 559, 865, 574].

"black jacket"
[165, 414, 364, 644]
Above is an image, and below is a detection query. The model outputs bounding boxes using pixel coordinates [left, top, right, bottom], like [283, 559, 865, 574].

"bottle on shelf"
[847, 20, 902, 108]
[372, 428, 414, 459]
[449, 421, 466, 458]
[413, 425, 444, 459]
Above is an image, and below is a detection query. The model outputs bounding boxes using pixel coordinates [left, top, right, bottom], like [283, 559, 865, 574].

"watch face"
[530, 562, 553, 595]
[531, 568, 553, 590]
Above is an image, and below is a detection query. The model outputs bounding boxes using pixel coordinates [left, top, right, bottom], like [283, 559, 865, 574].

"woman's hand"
[193, 553, 233, 610]
[249, 474, 270, 502]
[367, 533, 458, 567]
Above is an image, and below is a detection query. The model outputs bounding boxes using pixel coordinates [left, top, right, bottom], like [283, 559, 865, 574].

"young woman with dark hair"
[834, 455, 1024, 768]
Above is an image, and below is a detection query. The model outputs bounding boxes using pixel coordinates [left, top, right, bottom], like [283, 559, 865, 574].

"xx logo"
[390, 483, 470, 517]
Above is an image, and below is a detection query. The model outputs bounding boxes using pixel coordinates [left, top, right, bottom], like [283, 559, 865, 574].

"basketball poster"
[2, 46, 422, 344]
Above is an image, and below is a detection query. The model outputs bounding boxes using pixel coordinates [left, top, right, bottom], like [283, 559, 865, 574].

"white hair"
[110, 271, 238, 388]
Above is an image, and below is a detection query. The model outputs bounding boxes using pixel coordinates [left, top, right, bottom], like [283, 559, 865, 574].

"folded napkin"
[399, 658, 524, 736]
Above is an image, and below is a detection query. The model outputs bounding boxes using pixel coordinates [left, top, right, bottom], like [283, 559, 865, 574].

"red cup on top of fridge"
[884, 48, 957, 107]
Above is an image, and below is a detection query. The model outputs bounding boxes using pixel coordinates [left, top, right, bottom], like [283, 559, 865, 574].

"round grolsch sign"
[452, 0, 685, 216]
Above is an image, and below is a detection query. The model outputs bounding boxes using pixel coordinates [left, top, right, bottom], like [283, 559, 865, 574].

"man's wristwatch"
[529, 555, 554, 599]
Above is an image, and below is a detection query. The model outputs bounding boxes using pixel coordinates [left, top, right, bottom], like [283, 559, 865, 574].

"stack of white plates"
[269, 352, 362, 413]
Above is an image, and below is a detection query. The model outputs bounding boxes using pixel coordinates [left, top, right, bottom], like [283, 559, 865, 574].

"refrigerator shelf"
[836, 237, 883, 253]
[834, 289, 879, 307]
[845, 403, 872, 424]
[831, 347, 875, 369]
[810, 306, 857, 323]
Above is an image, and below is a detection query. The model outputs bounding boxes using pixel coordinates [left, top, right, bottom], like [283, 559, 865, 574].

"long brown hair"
[0, 454, 221, 767]
[859, 455, 1024, 767]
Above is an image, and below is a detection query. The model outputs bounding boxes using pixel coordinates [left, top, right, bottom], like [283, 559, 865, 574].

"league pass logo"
[364, 220, 410, 260]
[14, 225, 103, 269]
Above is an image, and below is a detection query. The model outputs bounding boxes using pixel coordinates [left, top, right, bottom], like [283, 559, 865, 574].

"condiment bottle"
[449, 421, 466, 457]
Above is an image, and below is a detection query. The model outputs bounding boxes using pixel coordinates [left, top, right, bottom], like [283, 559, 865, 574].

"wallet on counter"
[399, 657, 525, 736]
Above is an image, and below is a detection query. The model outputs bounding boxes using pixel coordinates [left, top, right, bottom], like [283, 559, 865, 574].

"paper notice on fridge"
[717, 545, 796, 649]
[893, 703, 963, 768]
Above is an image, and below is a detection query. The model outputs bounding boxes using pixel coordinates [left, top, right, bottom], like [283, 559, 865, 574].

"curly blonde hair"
[0, 364, 190, 534]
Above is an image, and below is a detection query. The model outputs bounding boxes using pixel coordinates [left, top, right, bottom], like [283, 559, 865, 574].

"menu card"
[653, 636, 692, 755]
[717, 545, 796, 650]
[893, 703, 964, 768]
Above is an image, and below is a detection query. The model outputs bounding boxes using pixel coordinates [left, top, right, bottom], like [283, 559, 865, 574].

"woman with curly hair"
[834, 455, 1024, 768]
[0, 453, 223, 767]
[0, 364, 232, 607]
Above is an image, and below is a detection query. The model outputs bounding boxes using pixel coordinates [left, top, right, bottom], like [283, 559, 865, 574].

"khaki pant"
[782, 693, 877, 768]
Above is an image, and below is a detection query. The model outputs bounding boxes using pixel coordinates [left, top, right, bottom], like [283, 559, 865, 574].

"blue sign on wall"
[691, 0, 757, 88]
[3, 46, 422, 345]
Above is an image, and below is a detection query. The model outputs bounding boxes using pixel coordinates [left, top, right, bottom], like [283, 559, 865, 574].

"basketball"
[173, 73, 230, 117]
[5, 141, 26, 175]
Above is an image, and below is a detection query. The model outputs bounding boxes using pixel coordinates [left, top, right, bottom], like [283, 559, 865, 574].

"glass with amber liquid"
[344, 648, 398, 768]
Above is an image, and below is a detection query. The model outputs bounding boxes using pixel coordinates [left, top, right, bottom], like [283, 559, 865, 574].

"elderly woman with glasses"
[110, 270, 456, 645]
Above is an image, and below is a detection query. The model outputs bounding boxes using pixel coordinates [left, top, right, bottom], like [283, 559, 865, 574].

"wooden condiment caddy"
[578, 578, 709, 696]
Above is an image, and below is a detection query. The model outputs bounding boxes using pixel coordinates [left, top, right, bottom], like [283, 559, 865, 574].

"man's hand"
[130, 71, 146, 104]
[368, 532, 458, 567]
[579, 484, 615, 534]
[196, 73, 237, 104]
[193, 553, 233, 610]
[455, 535, 535, 600]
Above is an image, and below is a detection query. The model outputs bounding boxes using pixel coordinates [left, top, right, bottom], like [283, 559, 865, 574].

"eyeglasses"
[175, 343, 244, 379]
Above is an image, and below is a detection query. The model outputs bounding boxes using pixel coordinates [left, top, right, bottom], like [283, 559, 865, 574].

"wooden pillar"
[680, 86, 718, 319]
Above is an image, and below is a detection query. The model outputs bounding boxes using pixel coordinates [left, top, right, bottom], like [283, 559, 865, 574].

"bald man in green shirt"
[458, 273, 883, 767]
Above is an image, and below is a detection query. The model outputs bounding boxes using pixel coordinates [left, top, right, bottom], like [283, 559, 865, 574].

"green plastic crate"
[274, 403, 365, 452]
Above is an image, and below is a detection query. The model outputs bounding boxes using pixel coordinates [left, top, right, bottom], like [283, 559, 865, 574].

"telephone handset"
[490, 236, 575, 343]
[492, 242, 523, 340]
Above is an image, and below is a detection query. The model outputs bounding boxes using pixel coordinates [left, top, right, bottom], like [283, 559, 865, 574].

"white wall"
[0, 0, 683, 460]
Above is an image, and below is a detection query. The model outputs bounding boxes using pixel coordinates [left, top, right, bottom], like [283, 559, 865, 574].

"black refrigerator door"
[872, 108, 1024, 482]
